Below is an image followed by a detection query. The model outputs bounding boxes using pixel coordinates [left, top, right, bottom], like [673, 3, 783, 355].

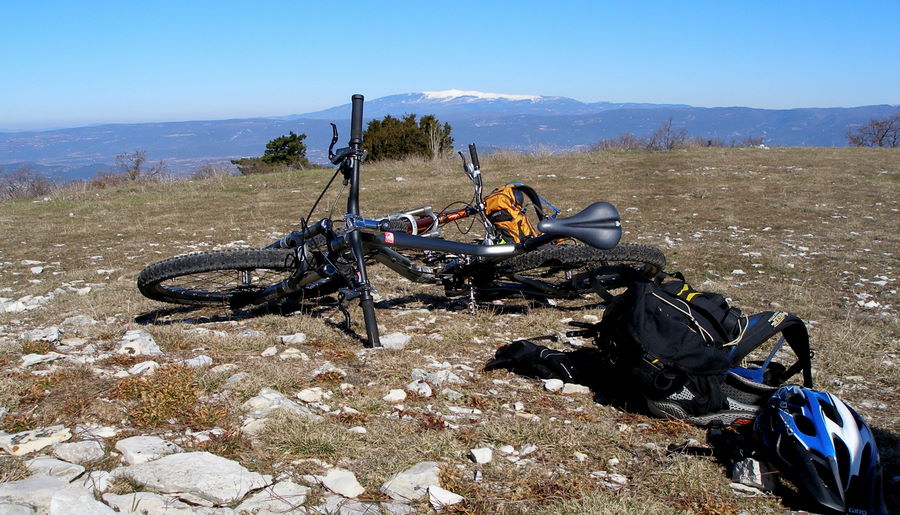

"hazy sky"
[2, 1, 898, 130]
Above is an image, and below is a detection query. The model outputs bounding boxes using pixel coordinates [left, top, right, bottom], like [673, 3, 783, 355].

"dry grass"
[0, 146, 897, 513]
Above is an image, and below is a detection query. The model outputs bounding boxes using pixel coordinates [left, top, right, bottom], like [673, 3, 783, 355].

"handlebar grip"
[468, 144, 480, 169]
[379, 218, 413, 233]
[350, 94, 364, 147]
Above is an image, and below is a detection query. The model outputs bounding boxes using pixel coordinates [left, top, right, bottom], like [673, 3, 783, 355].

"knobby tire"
[501, 243, 666, 295]
[137, 249, 300, 306]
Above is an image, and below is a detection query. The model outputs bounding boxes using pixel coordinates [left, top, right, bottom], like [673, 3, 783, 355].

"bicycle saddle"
[537, 201, 622, 249]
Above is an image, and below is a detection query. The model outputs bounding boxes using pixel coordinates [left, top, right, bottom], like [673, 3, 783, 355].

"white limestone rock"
[382, 389, 407, 403]
[590, 470, 629, 491]
[116, 330, 162, 356]
[234, 480, 310, 513]
[296, 387, 325, 403]
[109, 451, 270, 506]
[315, 495, 377, 515]
[278, 348, 308, 360]
[426, 369, 466, 386]
[20, 353, 63, 368]
[542, 378, 564, 392]
[0, 503, 34, 515]
[182, 355, 213, 368]
[74, 470, 112, 495]
[0, 476, 70, 512]
[561, 383, 591, 395]
[51, 440, 103, 465]
[25, 456, 85, 482]
[380, 332, 411, 350]
[406, 379, 432, 397]
[311, 362, 347, 379]
[223, 372, 250, 388]
[278, 333, 307, 345]
[49, 487, 116, 514]
[102, 491, 211, 513]
[0, 425, 71, 456]
[469, 447, 492, 464]
[380, 502, 416, 515]
[380, 461, 440, 501]
[320, 468, 365, 498]
[115, 435, 183, 465]
[22, 327, 61, 342]
[732, 457, 777, 492]
[428, 485, 464, 509]
[62, 315, 96, 327]
[127, 361, 159, 376]
[73, 425, 118, 440]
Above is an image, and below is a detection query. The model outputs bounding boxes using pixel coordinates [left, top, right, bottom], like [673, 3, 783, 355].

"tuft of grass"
[260, 412, 357, 458]
[112, 364, 226, 428]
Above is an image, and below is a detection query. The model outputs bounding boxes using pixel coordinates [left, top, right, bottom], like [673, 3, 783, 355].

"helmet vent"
[795, 415, 817, 437]
[834, 437, 851, 485]
[818, 397, 842, 426]
[812, 459, 841, 498]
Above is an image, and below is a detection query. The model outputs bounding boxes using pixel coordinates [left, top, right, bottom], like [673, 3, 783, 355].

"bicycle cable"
[438, 200, 480, 235]
[304, 168, 342, 225]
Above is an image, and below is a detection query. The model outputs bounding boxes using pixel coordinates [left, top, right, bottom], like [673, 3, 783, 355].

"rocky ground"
[1, 147, 897, 514]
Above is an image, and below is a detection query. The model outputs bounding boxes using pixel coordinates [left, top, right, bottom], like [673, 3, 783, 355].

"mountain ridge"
[1, 91, 897, 179]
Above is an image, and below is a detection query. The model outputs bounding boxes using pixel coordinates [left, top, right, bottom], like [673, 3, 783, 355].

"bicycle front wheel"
[137, 249, 300, 306]
[501, 243, 666, 296]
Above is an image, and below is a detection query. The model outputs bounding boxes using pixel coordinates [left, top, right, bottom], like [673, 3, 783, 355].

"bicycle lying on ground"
[138, 95, 665, 347]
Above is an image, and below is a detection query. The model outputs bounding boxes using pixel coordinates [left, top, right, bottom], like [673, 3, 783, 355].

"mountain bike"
[138, 95, 666, 347]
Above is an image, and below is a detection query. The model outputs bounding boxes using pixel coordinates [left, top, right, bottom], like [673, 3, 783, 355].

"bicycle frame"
[262, 94, 622, 348]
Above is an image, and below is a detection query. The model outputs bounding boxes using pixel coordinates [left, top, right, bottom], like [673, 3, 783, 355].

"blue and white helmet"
[755, 386, 887, 514]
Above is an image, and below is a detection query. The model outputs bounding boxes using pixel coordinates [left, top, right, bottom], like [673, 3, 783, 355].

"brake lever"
[328, 123, 339, 161]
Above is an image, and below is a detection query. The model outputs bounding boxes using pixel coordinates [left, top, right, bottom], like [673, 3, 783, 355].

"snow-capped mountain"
[1, 90, 897, 178]
[295, 90, 690, 119]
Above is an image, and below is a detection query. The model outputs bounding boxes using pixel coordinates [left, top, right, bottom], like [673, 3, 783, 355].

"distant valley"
[1, 91, 897, 179]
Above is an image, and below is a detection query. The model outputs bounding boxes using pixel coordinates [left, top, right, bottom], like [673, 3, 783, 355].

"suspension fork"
[345, 94, 381, 348]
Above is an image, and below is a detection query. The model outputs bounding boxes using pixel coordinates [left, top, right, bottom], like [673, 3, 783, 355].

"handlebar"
[350, 94, 364, 147]
[468, 144, 480, 170]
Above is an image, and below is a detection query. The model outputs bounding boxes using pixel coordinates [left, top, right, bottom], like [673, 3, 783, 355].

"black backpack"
[484, 270, 813, 423]
[592, 270, 813, 415]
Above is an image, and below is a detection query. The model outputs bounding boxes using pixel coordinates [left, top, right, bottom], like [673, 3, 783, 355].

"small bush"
[0, 166, 55, 201]
[191, 164, 232, 180]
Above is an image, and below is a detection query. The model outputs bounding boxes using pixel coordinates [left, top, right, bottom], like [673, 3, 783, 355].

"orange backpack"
[484, 183, 546, 244]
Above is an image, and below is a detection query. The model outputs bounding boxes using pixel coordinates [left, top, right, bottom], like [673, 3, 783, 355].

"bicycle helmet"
[754, 385, 888, 514]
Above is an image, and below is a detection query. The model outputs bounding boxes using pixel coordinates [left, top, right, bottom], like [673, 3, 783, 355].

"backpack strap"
[728, 311, 813, 387]
[506, 182, 560, 220]
[657, 273, 744, 342]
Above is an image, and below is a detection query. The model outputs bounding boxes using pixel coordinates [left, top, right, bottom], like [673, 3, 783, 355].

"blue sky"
[1, 1, 898, 130]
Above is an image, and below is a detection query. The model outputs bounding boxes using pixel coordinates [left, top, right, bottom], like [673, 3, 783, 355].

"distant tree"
[363, 114, 453, 161]
[847, 114, 900, 147]
[0, 165, 54, 201]
[116, 150, 167, 181]
[419, 115, 454, 160]
[645, 118, 689, 151]
[261, 131, 309, 168]
[231, 131, 310, 175]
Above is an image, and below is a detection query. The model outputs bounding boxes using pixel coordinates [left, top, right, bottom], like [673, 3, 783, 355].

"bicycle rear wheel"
[500, 243, 666, 297]
[137, 249, 300, 306]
